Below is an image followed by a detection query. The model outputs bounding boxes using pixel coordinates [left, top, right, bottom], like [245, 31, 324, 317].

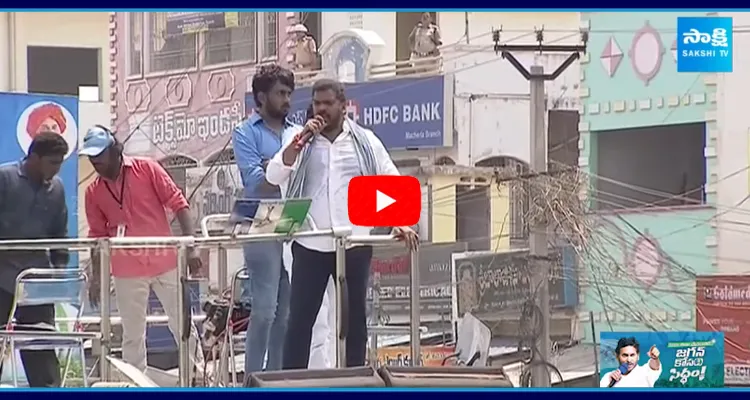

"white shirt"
[599, 363, 663, 388]
[272, 127, 337, 368]
[266, 122, 399, 252]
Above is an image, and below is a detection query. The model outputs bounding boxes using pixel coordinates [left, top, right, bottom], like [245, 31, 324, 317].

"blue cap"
[80, 126, 115, 157]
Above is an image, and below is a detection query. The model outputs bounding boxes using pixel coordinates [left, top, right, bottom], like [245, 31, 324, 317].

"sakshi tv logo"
[677, 16, 733, 73]
[16, 101, 78, 160]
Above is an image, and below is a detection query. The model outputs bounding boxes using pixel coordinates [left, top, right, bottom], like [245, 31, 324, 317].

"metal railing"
[0, 227, 423, 388]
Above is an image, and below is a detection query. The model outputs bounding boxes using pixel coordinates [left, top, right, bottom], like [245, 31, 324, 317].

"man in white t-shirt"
[600, 336, 662, 388]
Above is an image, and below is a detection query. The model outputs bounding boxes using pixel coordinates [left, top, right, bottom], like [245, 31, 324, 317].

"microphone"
[608, 363, 629, 387]
[302, 113, 327, 144]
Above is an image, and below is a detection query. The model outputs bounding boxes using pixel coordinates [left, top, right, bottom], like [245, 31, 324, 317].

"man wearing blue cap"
[80, 125, 205, 380]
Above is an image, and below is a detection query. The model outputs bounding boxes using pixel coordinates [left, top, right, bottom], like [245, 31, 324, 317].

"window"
[548, 110, 580, 169]
[263, 13, 278, 59]
[204, 12, 278, 66]
[594, 123, 706, 210]
[148, 12, 198, 73]
[27, 46, 100, 97]
[205, 12, 256, 65]
[456, 183, 491, 251]
[128, 12, 144, 76]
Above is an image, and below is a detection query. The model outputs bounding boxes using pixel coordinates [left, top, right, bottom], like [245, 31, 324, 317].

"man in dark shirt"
[0, 131, 69, 387]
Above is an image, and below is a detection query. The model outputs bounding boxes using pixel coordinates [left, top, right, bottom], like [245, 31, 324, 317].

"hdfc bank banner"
[697, 275, 750, 385]
[245, 76, 453, 150]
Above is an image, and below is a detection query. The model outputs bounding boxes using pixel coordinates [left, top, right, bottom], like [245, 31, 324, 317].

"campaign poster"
[599, 331, 724, 388]
[0, 93, 79, 239]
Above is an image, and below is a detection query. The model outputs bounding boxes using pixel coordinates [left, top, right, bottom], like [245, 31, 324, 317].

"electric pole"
[493, 27, 587, 388]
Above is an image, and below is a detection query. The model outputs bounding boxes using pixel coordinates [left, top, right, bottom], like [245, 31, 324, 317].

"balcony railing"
[292, 55, 444, 87]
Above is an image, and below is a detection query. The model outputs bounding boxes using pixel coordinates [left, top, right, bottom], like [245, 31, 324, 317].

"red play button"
[348, 176, 421, 227]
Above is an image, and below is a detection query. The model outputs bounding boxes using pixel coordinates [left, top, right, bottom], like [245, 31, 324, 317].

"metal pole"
[369, 271, 380, 366]
[216, 246, 229, 385]
[98, 239, 112, 381]
[494, 38, 584, 386]
[529, 64, 551, 388]
[176, 244, 191, 387]
[334, 236, 347, 368]
[217, 246, 228, 292]
[408, 249, 421, 366]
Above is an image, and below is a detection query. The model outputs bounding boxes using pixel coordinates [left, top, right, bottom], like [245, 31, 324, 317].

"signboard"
[166, 12, 240, 36]
[600, 331, 724, 388]
[451, 247, 579, 320]
[696, 275, 750, 385]
[185, 164, 244, 227]
[244, 76, 452, 150]
[375, 345, 456, 368]
[368, 242, 467, 320]
[151, 100, 244, 153]
[0, 93, 78, 249]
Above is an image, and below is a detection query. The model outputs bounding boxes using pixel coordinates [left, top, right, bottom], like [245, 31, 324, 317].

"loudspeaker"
[245, 366, 386, 388]
[378, 366, 514, 388]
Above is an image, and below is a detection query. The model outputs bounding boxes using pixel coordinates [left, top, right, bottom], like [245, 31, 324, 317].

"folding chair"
[0, 268, 100, 387]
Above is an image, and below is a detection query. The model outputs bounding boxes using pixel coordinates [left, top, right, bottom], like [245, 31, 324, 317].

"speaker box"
[245, 366, 386, 388]
[378, 366, 514, 388]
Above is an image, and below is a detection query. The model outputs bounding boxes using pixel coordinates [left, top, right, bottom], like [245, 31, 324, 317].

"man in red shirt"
[81, 126, 204, 377]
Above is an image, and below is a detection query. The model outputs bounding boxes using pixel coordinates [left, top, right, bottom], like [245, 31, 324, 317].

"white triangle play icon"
[376, 190, 396, 212]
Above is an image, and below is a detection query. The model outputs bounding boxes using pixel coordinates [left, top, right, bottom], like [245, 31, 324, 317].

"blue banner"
[245, 76, 450, 150]
[600, 331, 724, 388]
[0, 92, 78, 242]
[2, 389, 749, 396]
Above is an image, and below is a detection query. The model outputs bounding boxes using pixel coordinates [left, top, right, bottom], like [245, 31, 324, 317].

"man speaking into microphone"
[600, 337, 662, 388]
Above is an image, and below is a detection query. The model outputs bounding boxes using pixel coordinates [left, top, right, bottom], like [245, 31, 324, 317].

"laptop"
[226, 198, 312, 236]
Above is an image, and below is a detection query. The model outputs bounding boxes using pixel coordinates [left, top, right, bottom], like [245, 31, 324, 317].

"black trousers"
[0, 289, 61, 387]
[283, 242, 372, 370]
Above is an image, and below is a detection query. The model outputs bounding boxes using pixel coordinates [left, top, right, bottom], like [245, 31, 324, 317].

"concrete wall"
[582, 209, 715, 337]
[2, 12, 110, 96]
[321, 12, 397, 65]
[429, 174, 510, 250]
[441, 12, 581, 166]
[579, 11, 718, 337]
[714, 12, 750, 275]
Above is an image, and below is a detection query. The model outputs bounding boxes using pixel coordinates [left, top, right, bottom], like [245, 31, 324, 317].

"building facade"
[315, 12, 581, 249]
[110, 12, 291, 163]
[579, 11, 718, 339]
[715, 12, 750, 276]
